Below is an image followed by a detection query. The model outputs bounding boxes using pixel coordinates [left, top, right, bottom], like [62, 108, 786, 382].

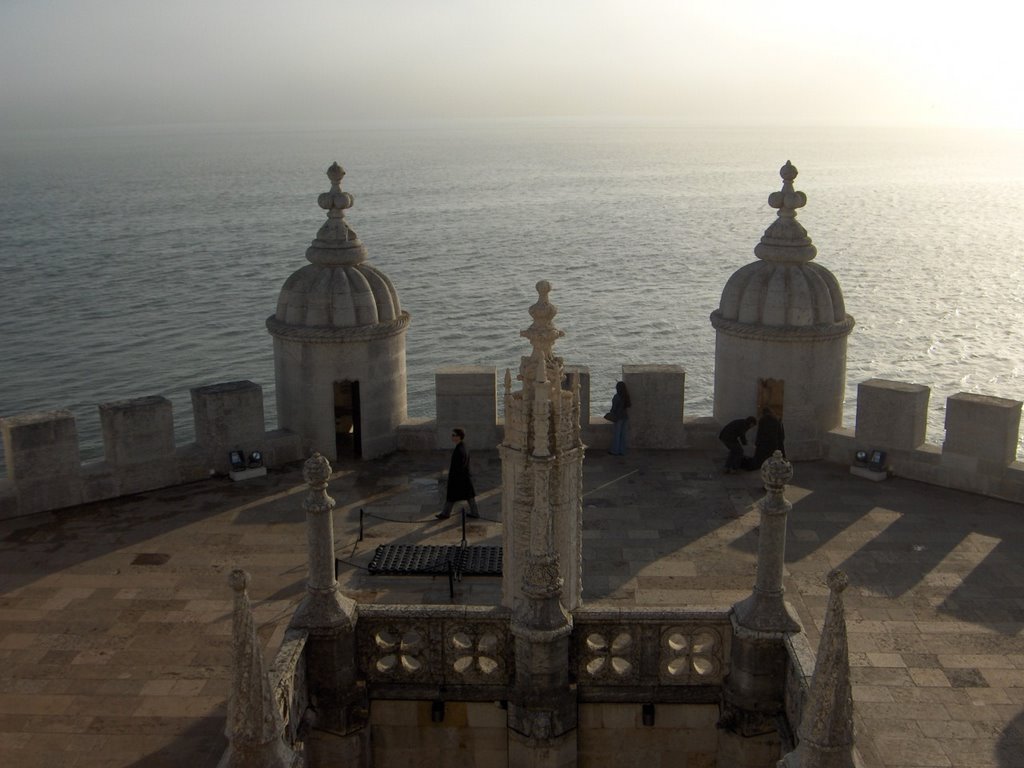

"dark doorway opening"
[334, 380, 362, 459]
[757, 378, 784, 420]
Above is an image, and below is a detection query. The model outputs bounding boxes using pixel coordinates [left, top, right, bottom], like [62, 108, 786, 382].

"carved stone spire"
[221, 570, 300, 768]
[305, 161, 367, 267]
[733, 450, 801, 634]
[755, 160, 817, 264]
[501, 280, 582, 766]
[290, 452, 357, 631]
[779, 570, 856, 768]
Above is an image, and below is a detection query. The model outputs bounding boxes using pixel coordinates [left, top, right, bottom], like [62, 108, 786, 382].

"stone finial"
[755, 161, 817, 264]
[223, 570, 298, 767]
[762, 449, 794, 491]
[303, 452, 335, 516]
[779, 569, 855, 768]
[520, 280, 566, 359]
[318, 162, 355, 214]
[306, 161, 366, 266]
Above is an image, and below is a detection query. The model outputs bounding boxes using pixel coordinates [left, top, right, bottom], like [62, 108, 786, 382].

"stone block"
[998, 462, 1024, 504]
[1, 410, 82, 482]
[262, 428, 303, 467]
[466, 702, 507, 728]
[943, 392, 1022, 464]
[80, 462, 118, 503]
[99, 396, 176, 466]
[397, 419, 435, 452]
[563, 365, 591, 424]
[0, 479, 18, 521]
[855, 379, 929, 451]
[622, 365, 686, 449]
[175, 443, 211, 482]
[190, 381, 266, 473]
[435, 366, 499, 449]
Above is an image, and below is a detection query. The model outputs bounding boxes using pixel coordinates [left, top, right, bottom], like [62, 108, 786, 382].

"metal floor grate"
[367, 544, 502, 576]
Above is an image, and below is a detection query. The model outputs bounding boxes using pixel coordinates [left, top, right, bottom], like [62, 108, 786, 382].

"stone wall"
[3, 370, 1022, 520]
[825, 379, 1024, 503]
[0, 381, 303, 521]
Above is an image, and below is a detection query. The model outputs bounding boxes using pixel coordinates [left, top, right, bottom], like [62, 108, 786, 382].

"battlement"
[1, 370, 1021, 521]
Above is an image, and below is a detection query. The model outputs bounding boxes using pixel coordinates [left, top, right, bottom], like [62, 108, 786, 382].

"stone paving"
[0, 448, 1022, 767]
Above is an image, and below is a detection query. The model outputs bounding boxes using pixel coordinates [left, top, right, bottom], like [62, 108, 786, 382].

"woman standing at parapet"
[607, 381, 631, 456]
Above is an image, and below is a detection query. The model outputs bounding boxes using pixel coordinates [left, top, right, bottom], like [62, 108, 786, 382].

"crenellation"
[191, 380, 268, 474]
[434, 365, 501, 450]
[622, 364, 686, 449]
[943, 391, 1022, 464]
[855, 379, 929, 451]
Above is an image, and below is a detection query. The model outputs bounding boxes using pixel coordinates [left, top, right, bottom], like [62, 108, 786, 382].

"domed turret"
[710, 162, 854, 459]
[267, 163, 410, 460]
[271, 163, 402, 329]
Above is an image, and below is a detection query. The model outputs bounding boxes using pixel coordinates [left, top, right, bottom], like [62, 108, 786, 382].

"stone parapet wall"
[828, 379, 1024, 503]
[3, 370, 1022, 519]
[0, 381, 303, 521]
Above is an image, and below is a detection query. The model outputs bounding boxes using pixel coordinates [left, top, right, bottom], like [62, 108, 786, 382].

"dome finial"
[304, 161, 366, 267]
[754, 160, 817, 264]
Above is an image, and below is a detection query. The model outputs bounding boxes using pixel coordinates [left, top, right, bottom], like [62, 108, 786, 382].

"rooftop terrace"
[1, 448, 1022, 767]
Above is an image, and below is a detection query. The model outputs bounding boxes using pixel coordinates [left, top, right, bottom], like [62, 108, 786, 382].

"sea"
[2, 120, 1023, 475]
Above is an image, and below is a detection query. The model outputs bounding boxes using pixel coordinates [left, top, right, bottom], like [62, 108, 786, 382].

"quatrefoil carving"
[583, 631, 634, 678]
[661, 627, 721, 680]
[450, 630, 501, 677]
[374, 627, 425, 675]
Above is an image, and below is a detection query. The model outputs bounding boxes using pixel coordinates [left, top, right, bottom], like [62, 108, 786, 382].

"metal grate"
[368, 544, 502, 576]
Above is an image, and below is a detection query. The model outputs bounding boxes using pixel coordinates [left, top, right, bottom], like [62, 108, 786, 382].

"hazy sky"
[2, 0, 1022, 130]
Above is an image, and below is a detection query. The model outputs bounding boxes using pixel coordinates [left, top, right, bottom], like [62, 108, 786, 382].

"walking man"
[436, 427, 480, 519]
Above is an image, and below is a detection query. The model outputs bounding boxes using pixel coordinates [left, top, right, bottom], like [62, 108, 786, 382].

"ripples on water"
[1, 122, 1022, 474]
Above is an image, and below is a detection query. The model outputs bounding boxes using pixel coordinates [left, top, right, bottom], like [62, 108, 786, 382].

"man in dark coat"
[719, 416, 757, 474]
[751, 407, 786, 469]
[436, 427, 480, 519]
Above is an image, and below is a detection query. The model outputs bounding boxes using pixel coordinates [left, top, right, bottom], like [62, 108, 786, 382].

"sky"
[1, 0, 1022, 131]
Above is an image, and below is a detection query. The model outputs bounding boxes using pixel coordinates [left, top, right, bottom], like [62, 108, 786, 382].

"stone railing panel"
[573, 609, 732, 690]
[358, 605, 513, 689]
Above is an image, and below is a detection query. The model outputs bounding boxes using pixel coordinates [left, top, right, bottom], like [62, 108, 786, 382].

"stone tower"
[710, 162, 854, 460]
[500, 281, 585, 766]
[267, 163, 410, 461]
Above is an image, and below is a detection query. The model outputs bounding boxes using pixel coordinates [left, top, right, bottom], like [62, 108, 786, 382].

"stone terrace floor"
[1, 448, 1022, 767]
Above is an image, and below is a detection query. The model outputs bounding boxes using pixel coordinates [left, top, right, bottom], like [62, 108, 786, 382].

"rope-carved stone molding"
[266, 311, 410, 344]
[710, 311, 855, 343]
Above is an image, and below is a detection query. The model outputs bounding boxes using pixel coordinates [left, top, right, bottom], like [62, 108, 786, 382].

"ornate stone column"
[719, 451, 801, 767]
[289, 453, 368, 767]
[219, 569, 302, 768]
[501, 281, 583, 768]
[778, 570, 856, 768]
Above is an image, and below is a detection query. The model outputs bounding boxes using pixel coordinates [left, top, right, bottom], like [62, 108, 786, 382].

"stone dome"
[712, 161, 852, 333]
[268, 162, 406, 335]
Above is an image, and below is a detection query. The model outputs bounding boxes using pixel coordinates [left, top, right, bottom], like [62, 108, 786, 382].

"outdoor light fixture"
[642, 702, 655, 727]
[854, 449, 868, 464]
[431, 699, 445, 723]
[248, 450, 263, 468]
[229, 450, 246, 471]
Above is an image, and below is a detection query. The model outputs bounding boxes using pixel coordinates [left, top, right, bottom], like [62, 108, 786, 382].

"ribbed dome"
[270, 162, 404, 331]
[713, 161, 850, 331]
[718, 260, 845, 327]
[275, 263, 401, 327]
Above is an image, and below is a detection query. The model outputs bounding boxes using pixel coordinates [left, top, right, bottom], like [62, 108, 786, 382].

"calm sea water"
[2, 121, 1023, 474]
